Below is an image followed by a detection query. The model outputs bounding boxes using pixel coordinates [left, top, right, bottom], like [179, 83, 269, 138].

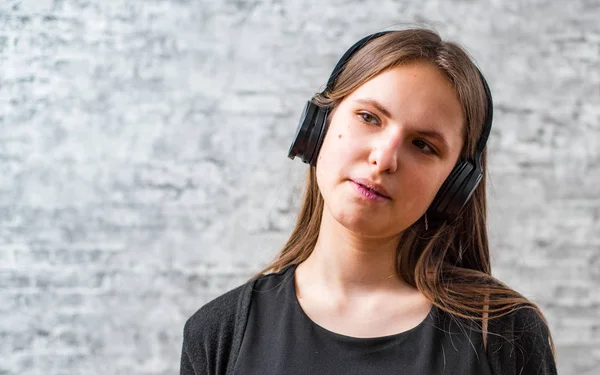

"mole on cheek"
[338, 134, 342, 139]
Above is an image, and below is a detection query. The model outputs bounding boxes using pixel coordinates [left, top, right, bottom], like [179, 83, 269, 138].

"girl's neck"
[298, 209, 413, 297]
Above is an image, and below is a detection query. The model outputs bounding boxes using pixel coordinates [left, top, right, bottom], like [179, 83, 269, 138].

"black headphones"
[287, 31, 493, 223]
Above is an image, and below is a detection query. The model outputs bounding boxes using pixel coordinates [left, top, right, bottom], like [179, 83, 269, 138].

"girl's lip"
[350, 179, 391, 199]
[351, 181, 391, 200]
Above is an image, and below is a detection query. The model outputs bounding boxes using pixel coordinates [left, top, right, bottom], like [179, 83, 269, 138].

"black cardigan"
[180, 275, 557, 375]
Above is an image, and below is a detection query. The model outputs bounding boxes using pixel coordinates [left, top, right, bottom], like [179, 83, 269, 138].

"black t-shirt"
[233, 264, 493, 374]
[180, 264, 557, 375]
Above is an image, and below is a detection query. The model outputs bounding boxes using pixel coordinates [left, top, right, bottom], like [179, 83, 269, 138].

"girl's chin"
[332, 211, 393, 235]
[329, 204, 413, 237]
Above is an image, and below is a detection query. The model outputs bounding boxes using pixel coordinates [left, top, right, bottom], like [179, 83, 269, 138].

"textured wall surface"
[1, 0, 599, 374]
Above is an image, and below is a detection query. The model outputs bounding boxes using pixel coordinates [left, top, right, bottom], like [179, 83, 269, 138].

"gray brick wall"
[1, 0, 598, 374]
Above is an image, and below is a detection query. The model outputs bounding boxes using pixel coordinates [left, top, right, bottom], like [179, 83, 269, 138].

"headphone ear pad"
[287, 100, 329, 166]
[428, 161, 480, 221]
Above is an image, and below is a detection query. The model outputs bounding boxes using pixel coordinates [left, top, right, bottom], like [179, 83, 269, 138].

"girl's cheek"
[336, 136, 358, 160]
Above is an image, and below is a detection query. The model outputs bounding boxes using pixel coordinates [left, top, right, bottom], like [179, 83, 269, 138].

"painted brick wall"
[1, 0, 598, 374]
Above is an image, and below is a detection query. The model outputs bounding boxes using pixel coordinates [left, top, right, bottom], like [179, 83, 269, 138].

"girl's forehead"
[354, 63, 455, 95]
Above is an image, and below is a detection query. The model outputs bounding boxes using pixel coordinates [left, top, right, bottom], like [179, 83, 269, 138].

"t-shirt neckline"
[284, 263, 437, 343]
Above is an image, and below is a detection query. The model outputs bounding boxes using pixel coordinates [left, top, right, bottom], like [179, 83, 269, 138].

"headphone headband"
[475, 70, 493, 159]
[324, 32, 393, 93]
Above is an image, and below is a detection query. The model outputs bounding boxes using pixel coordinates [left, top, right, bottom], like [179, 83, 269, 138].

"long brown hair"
[255, 28, 554, 354]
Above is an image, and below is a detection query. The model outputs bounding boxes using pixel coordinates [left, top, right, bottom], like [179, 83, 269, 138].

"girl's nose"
[368, 134, 401, 174]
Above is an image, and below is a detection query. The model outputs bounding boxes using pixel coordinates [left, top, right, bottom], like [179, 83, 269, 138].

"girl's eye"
[413, 139, 437, 155]
[358, 112, 380, 125]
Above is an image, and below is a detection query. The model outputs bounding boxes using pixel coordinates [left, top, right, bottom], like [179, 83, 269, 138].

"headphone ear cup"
[428, 161, 480, 221]
[287, 100, 329, 166]
[308, 106, 330, 166]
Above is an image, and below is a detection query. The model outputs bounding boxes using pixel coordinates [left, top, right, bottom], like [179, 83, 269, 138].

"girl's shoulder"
[486, 306, 557, 375]
[184, 280, 253, 336]
[181, 278, 255, 374]
[181, 265, 296, 373]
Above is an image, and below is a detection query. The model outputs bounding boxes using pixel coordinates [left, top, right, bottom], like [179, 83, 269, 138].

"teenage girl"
[181, 28, 557, 375]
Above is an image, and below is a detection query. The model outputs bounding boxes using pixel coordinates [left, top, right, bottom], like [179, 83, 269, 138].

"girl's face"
[316, 62, 465, 238]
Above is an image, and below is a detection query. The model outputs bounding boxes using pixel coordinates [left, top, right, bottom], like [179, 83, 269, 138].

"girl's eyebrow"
[415, 130, 450, 151]
[354, 98, 392, 118]
[354, 98, 451, 151]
